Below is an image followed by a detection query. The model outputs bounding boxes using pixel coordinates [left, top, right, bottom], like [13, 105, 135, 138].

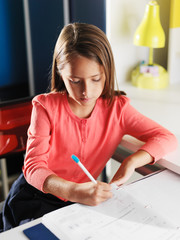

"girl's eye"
[92, 79, 100, 82]
[69, 79, 80, 84]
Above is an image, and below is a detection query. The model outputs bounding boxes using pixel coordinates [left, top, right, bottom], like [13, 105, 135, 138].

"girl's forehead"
[61, 55, 104, 76]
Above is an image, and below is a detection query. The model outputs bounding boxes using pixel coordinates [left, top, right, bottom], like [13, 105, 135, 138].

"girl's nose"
[82, 91, 88, 98]
[82, 82, 89, 97]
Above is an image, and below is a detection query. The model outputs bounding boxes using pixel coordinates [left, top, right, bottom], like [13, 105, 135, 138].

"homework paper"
[42, 170, 180, 240]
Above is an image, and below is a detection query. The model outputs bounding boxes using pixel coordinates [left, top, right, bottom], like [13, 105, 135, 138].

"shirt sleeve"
[120, 97, 178, 162]
[23, 95, 56, 192]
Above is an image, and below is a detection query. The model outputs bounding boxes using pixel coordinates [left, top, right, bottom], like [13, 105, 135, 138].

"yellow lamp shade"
[134, 1, 165, 48]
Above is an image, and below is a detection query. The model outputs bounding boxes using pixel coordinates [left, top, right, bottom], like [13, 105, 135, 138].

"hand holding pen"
[71, 155, 113, 206]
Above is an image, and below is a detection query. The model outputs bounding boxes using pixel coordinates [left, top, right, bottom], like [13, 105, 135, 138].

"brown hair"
[51, 23, 125, 104]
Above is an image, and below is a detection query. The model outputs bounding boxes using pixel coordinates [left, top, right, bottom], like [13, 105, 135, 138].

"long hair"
[51, 23, 125, 104]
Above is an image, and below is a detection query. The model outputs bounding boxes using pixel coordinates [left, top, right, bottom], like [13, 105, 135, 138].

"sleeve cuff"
[23, 168, 56, 192]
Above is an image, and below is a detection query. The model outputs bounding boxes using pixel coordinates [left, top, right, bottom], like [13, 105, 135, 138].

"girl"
[1, 23, 177, 231]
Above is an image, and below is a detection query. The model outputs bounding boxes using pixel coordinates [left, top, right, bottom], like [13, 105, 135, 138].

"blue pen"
[71, 155, 97, 184]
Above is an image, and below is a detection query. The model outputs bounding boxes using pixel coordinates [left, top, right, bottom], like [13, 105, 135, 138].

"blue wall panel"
[0, 0, 11, 87]
[0, 0, 28, 88]
[70, 0, 106, 33]
[28, 0, 64, 94]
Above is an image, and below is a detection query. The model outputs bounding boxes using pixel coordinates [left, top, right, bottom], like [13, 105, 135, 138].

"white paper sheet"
[42, 170, 180, 240]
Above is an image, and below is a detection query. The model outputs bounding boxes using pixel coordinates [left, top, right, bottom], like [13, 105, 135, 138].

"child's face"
[60, 55, 106, 107]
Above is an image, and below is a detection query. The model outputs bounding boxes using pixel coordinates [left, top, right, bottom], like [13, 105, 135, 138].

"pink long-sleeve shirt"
[23, 92, 177, 194]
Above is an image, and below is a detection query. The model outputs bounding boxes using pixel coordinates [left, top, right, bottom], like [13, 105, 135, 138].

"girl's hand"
[111, 150, 153, 186]
[69, 181, 113, 206]
[110, 157, 135, 186]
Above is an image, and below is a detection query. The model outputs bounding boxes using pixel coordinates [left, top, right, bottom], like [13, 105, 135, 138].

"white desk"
[2, 169, 180, 240]
[1, 145, 180, 239]
[0, 218, 42, 240]
[41, 170, 180, 240]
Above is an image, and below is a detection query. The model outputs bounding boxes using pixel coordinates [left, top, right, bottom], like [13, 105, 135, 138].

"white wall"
[106, 0, 170, 86]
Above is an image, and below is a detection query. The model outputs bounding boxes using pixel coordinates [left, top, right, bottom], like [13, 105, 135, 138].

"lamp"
[131, 1, 168, 89]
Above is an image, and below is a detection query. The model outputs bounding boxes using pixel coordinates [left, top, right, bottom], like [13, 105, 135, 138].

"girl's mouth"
[80, 97, 90, 102]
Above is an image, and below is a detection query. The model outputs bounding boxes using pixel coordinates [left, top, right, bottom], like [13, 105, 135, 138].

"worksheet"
[42, 170, 180, 240]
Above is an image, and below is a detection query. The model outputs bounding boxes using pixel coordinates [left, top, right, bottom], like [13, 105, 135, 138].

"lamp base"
[131, 63, 168, 89]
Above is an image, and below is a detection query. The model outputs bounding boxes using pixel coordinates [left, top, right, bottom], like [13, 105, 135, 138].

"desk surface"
[0, 218, 42, 240]
[2, 170, 180, 240]
[47, 169, 179, 239]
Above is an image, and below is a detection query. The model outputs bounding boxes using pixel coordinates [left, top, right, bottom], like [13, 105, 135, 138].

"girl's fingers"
[95, 182, 113, 200]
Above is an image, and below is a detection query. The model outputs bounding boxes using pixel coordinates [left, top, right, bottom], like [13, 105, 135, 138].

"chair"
[0, 96, 33, 199]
